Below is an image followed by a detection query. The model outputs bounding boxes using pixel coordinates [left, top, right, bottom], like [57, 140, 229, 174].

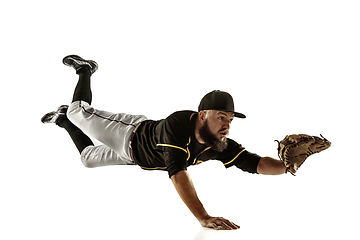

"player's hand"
[200, 216, 240, 230]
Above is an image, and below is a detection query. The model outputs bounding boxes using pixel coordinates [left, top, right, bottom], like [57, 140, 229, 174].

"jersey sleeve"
[156, 112, 193, 178]
[217, 139, 261, 174]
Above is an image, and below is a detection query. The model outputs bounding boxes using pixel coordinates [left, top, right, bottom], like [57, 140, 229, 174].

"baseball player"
[42, 55, 327, 230]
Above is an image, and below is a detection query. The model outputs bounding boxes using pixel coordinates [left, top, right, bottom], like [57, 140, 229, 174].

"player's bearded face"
[199, 119, 228, 152]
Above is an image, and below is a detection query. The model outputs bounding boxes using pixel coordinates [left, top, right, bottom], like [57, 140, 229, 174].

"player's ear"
[198, 110, 206, 123]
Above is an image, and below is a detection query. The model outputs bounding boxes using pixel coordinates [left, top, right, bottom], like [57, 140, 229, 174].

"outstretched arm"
[257, 157, 286, 175]
[170, 170, 240, 230]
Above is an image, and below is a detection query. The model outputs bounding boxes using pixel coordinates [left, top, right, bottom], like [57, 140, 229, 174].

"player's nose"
[223, 120, 231, 130]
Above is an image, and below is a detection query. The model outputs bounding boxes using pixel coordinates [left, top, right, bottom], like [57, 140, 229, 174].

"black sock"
[57, 116, 94, 154]
[72, 66, 92, 104]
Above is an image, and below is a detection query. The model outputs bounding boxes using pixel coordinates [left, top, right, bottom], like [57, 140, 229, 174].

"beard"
[198, 120, 228, 152]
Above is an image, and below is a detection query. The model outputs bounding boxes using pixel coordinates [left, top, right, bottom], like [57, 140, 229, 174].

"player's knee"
[66, 102, 84, 127]
[81, 159, 94, 168]
[66, 111, 76, 127]
[80, 148, 96, 168]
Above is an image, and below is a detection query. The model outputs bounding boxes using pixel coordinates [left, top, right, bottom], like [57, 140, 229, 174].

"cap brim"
[234, 112, 246, 118]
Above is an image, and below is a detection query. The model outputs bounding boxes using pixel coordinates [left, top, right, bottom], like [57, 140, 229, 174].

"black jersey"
[131, 111, 261, 178]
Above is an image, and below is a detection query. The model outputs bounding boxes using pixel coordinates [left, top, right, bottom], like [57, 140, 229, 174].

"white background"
[1, 1, 359, 239]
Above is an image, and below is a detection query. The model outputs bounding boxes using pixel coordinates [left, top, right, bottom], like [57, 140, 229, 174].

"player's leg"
[80, 144, 136, 168]
[72, 67, 92, 104]
[67, 101, 147, 164]
[62, 55, 98, 104]
[41, 105, 135, 167]
[41, 105, 94, 154]
[63, 54, 147, 164]
[41, 55, 142, 167]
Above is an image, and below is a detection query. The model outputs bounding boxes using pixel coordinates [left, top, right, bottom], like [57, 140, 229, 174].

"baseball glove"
[275, 134, 331, 175]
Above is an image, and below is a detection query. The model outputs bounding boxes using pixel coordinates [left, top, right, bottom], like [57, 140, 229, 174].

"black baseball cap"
[198, 90, 246, 118]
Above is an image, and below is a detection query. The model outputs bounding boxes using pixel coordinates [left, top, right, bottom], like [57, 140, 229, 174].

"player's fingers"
[219, 220, 240, 230]
[228, 221, 240, 229]
[211, 223, 220, 230]
[213, 220, 231, 230]
[220, 221, 233, 230]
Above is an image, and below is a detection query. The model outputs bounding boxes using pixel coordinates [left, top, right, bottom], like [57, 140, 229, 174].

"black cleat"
[41, 105, 69, 124]
[62, 55, 98, 75]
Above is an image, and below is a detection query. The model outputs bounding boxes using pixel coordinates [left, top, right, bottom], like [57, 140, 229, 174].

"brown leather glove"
[275, 134, 331, 175]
